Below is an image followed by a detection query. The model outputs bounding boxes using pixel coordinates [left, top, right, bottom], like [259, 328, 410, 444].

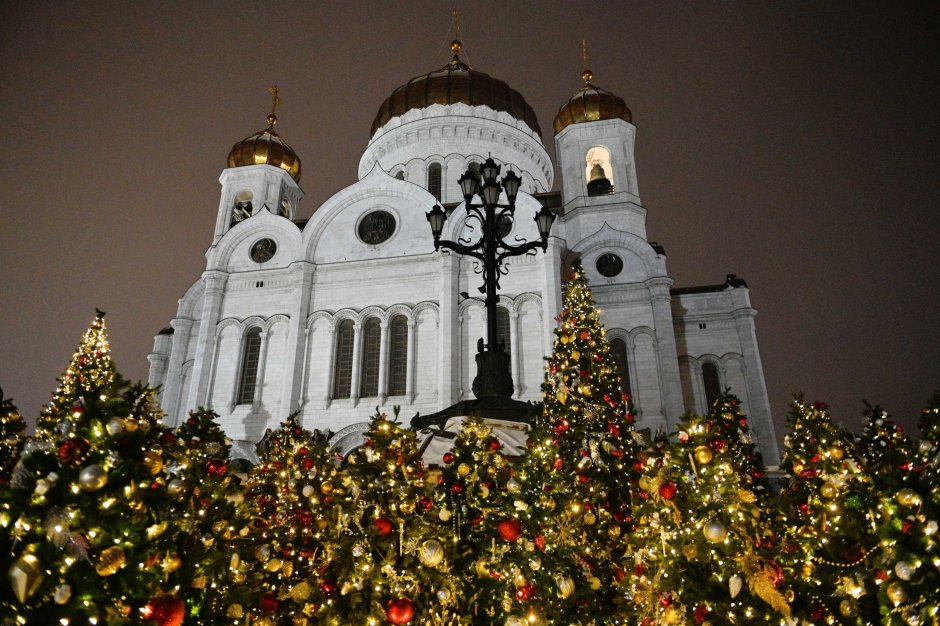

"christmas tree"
[498, 258, 642, 624]
[623, 412, 791, 625]
[226, 412, 339, 625]
[159, 408, 243, 624]
[322, 408, 461, 625]
[0, 311, 187, 625]
[858, 403, 916, 494]
[708, 393, 771, 500]
[435, 416, 519, 623]
[867, 394, 940, 625]
[775, 397, 878, 624]
[0, 388, 26, 483]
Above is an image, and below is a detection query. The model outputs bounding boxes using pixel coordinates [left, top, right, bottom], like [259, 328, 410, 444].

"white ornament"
[729, 574, 743, 598]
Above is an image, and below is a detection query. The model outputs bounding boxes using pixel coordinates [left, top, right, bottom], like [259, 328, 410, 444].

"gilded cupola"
[370, 40, 542, 138]
[227, 87, 302, 182]
[553, 64, 632, 135]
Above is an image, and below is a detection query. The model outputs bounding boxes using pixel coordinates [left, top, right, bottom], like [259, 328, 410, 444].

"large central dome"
[370, 41, 541, 137]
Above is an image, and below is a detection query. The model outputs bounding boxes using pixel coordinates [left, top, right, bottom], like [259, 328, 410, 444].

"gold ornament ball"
[662, 606, 680, 624]
[894, 561, 915, 581]
[320, 480, 334, 494]
[163, 554, 182, 573]
[231, 570, 246, 584]
[167, 478, 186, 497]
[437, 587, 451, 603]
[829, 445, 844, 460]
[801, 562, 815, 578]
[886, 581, 908, 605]
[703, 519, 728, 543]
[123, 418, 139, 432]
[8, 551, 43, 603]
[95, 546, 126, 576]
[475, 559, 491, 578]
[555, 575, 575, 599]
[142, 450, 164, 475]
[479, 484, 490, 498]
[302, 484, 315, 498]
[418, 540, 444, 568]
[820, 482, 838, 499]
[608, 524, 621, 539]
[528, 556, 541, 571]
[694, 445, 713, 465]
[638, 476, 651, 491]
[681, 543, 698, 560]
[588, 576, 601, 590]
[266, 558, 282, 573]
[839, 599, 857, 617]
[457, 463, 471, 477]
[507, 478, 521, 493]
[513, 571, 528, 587]
[578, 384, 593, 397]
[439, 508, 452, 522]
[792, 463, 804, 475]
[583, 511, 597, 525]
[400, 499, 415, 514]
[53, 583, 71, 604]
[79, 464, 108, 491]
[226, 604, 244, 618]
[897, 488, 920, 507]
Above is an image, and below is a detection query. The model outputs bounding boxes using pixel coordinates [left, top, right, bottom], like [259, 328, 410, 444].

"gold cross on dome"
[453, 8, 460, 40]
[269, 85, 282, 118]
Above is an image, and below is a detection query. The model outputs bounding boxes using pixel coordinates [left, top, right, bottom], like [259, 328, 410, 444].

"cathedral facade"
[147, 42, 780, 465]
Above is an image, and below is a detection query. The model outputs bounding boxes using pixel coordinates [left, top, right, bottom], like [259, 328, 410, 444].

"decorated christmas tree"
[435, 416, 519, 623]
[322, 408, 461, 625]
[623, 411, 791, 625]
[866, 394, 940, 625]
[0, 388, 26, 483]
[708, 393, 771, 499]
[225, 412, 339, 625]
[160, 408, 243, 624]
[496, 258, 642, 624]
[858, 403, 916, 495]
[0, 311, 187, 625]
[775, 397, 878, 624]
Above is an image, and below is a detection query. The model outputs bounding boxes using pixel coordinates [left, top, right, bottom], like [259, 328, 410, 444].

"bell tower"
[213, 87, 304, 243]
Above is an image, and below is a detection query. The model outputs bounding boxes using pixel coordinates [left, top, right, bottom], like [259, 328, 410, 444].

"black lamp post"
[426, 157, 555, 399]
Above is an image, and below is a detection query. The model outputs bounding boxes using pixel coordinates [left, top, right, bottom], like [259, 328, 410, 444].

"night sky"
[1, 2, 937, 442]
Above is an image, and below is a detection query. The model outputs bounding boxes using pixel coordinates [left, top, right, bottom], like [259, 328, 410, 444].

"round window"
[250, 238, 277, 263]
[596, 253, 623, 277]
[358, 210, 396, 245]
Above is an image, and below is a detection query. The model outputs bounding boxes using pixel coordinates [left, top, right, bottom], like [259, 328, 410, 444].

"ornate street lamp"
[426, 157, 555, 399]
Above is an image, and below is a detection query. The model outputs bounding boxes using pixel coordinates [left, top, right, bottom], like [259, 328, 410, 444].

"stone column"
[540, 238, 563, 355]
[280, 263, 316, 413]
[350, 321, 362, 404]
[732, 303, 780, 465]
[187, 271, 228, 411]
[377, 320, 389, 403]
[406, 319, 417, 403]
[509, 309, 521, 397]
[438, 253, 459, 408]
[322, 327, 336, 409]
[253, 329, 270, 407]
[647, 277, 685, 430]
[162, 318, 194, 426]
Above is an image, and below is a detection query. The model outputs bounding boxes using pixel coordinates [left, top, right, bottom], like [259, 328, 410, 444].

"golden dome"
[227, 114, 302, 182]
[371, 40, 542, 137]
[552, 69, 632, 135]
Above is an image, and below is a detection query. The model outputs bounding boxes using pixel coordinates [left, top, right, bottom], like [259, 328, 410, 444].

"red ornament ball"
[297, 447, 309, 456]
[534, 535, 546, 551]
[708, 438, 726, 452]
[58, 438, 91, 466]
[497, 518, 522, 542]
[515, 583, 536, 601]
[385, 597, 414, 624]
[373, 517, 394, 536]
[659, 594, 672, 608]
[577, 474, 590, 484]
[186, 416, 198, 426]
[259, 592, 279, 613]
[302, 458, 315, 470]
[205, 458, 226, 476]
[320, 581, 336, 596]
[141, 595, 185, 626]
[71, 401, 85, 416]
[579, 330, 590, 340]
[442, 452, 455, 464]
[418, 496, 433, 511]
[658, 481, 678, 500]
[607, 422, 621, 437]
[489, 439, 502, 451]
[451, 481, 464, 494]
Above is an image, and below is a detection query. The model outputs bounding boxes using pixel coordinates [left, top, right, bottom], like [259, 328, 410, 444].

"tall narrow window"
[359, 318, 381, 397]
[496, 308, 511, 354]
[332, 320, 354, 399]
[610, 338, 631, 397]
[231, 190, 253, 226]
[427, 162, 442, 200]
[702, 362, 721, 410]
[236, 327, 262, 405]
[387, 315, 408, 396]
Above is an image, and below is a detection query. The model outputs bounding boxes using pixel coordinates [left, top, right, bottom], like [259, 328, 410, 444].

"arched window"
[231, 190, 253, 225]
[585, 146, 614, 196]
[609, 338, 632, 397]
[236, 327, 262, 405]
[496, 308, 511, 354]
[427, 162, 442, 200]
[702, 362, 721, 410]
[387, 315, 408, 396]
[359, 318, 381, 398]
[332, 320, 355, 399]
[279, 198, 291, 218]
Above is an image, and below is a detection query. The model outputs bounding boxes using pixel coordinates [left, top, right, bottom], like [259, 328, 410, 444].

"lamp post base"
[471, 349, 514, 399]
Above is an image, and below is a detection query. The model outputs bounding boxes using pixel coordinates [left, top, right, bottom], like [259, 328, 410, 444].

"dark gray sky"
[1, 1, 937, 441]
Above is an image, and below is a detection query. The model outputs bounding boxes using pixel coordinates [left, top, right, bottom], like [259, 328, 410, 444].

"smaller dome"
[227, 114, 302, 182]
[553, 69, 632, 135]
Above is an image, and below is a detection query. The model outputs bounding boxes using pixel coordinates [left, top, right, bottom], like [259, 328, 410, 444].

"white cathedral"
[147, 41, 780, 465]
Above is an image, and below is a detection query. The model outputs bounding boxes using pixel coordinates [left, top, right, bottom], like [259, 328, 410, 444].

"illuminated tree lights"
[1, 311, 937, 625]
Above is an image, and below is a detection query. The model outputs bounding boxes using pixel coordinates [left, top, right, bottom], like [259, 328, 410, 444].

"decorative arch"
[328, 422, 372, 458]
